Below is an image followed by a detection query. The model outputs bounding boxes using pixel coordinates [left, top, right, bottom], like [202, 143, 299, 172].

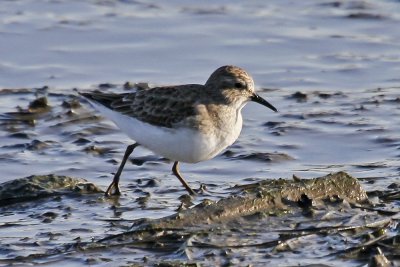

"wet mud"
[1, 0, 400, 265]
[0, 174, 102, 206]
[0, 85, 399, 266]
[0, 172, 398, 266]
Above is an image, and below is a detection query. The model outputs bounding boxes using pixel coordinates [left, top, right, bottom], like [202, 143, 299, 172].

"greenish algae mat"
[0, 172, 398, 266]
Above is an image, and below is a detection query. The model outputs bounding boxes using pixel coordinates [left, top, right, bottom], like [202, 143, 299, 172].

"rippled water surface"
[0, 0, 399, 266]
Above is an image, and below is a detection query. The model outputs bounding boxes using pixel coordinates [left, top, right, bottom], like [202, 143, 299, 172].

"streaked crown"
[205, 65, 255, 103]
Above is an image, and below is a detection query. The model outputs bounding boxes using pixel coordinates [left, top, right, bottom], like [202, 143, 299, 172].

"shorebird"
[80, 65, 277, 196]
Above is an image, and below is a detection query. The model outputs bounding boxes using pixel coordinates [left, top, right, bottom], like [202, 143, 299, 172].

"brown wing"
[79, 85, 203, 128]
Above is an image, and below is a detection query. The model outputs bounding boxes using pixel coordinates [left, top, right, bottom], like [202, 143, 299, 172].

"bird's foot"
[105, 182, 121, 197]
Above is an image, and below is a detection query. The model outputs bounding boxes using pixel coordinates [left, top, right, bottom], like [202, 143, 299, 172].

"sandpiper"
[80, 65, 277, 196]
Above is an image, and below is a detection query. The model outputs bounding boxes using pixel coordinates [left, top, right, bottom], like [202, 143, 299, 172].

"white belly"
[89, 101, 243, 163]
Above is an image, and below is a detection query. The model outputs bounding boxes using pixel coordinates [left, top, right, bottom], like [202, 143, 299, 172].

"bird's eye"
[234, 82, 244, 89]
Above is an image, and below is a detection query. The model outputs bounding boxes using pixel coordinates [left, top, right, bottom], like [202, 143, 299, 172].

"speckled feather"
[80, 85, 206, 128]
[80, 65, 255, 130]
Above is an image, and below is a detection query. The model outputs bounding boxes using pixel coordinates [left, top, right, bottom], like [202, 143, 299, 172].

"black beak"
[250, 93, 278, 112]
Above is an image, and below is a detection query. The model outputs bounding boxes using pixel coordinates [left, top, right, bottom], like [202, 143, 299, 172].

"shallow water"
[0, 0, 399, 266]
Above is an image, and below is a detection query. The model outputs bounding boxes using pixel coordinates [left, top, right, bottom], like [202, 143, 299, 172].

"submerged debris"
[227, 151, 295, 162]
[28, 96, 50, 112]
[61, 98, 81, 109]
[290, 91, 308, 102]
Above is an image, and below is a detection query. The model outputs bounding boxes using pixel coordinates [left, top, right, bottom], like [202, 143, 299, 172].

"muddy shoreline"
[0, 86, 399, 266]
[0, 172, 398, 266]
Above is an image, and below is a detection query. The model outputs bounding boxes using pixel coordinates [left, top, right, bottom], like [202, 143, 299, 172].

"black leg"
[172, 161, 196, 195]
[105, 143, 139, 196]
